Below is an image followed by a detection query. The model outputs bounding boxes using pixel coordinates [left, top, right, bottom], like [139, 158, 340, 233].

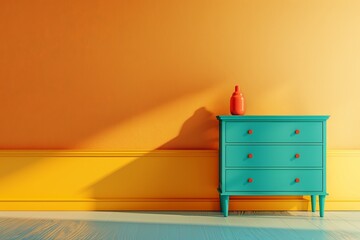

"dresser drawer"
[225, 145, 323, 168]
[225, 121, 323, 143]
[225, 169, 322, 192]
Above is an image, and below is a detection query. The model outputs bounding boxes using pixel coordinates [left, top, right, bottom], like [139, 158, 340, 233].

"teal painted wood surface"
[226, 121, 323, 143]
[225, 145, 323, 168]
[217, 115, 330, 217]
[226, 169, 322, 192]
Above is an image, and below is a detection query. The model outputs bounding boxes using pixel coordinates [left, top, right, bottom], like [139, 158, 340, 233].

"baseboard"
[1, 198, 359, 211]
[0, 198, 217, 211]
[0, 149, 359, 210]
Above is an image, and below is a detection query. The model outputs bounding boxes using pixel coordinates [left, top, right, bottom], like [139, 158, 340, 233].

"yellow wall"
[1, 0, 360, 150]
[0, 150, 359, 210]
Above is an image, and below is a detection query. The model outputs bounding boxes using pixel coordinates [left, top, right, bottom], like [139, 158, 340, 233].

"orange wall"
[1, 0, 360, 150]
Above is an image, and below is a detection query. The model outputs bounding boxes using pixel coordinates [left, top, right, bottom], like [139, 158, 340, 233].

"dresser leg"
[319, 195, 325, 217]
[311, 195, 316, 212]
[221, 195, 229, 217]
[219, 194, 223, 212]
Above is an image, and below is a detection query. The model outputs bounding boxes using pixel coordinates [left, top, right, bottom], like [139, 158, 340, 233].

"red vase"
[230, 85, 245, 115]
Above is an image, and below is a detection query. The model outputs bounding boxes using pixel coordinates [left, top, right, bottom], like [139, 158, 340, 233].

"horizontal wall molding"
[0, 149, 359, 211]
[0, 149, 357, 157]
[0, 150, 217, 157]
[1, 149, 357, 157]
[327, 149, 360, 157]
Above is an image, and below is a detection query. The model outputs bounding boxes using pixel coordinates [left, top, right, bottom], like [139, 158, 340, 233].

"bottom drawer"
[225, 169, 322, 192]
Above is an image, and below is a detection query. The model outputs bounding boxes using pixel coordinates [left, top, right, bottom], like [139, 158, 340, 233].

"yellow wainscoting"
[0, 150, 359, 210]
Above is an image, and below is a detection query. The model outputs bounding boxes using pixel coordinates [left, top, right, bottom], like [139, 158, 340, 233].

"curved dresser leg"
[311, 195, 316, 212]
[319, 195, 326, 217]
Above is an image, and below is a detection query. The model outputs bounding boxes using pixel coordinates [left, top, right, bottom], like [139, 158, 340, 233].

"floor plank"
[0, 211, 359, 240]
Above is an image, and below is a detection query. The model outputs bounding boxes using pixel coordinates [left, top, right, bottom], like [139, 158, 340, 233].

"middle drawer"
[225, 145, 323, 168]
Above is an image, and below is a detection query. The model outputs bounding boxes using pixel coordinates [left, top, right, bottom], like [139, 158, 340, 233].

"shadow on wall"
[84, 107, 219, 205]
[84, 107, 307, 210]
[0, 107, 219, 190]
[158, 107, 218, 150]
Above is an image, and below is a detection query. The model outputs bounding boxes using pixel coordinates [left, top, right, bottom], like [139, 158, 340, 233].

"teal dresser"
[217, 115, 330, 217]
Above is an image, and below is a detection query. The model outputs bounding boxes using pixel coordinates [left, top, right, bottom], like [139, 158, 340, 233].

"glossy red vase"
[230, 85, 245, 115]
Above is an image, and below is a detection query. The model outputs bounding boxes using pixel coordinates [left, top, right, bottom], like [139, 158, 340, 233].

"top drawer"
[225, 121, 323, 143]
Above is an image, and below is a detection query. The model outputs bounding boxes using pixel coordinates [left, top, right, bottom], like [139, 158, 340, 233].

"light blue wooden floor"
[0, 211, 359, 239]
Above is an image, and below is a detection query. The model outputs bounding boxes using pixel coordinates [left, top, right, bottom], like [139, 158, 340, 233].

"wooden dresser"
[217, 115, 329, 217]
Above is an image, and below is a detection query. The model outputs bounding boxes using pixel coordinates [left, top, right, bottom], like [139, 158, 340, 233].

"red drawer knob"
[295, 129, 300, 134]
[248, 178, 253, 183]
[295, 178, 300, 183]
[248, 129, 253, 134]
[248, 153, 253, 158]
[295, 153, 300, 158]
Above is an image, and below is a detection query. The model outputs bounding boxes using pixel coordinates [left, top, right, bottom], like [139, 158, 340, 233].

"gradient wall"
[1, 0, 359, 210]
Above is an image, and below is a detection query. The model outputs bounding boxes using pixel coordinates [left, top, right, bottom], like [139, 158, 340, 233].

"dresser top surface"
[217, 115, 330, 121]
